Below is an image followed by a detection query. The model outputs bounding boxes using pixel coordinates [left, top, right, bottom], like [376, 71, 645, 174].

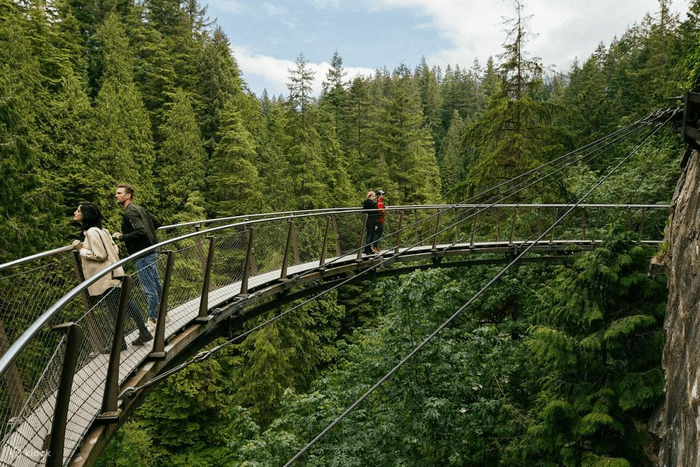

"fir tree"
[208, 100, 264, 216]
[156, 88, 206, 217]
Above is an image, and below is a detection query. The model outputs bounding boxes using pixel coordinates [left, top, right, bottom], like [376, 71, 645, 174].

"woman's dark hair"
[79, 202, 103, 230]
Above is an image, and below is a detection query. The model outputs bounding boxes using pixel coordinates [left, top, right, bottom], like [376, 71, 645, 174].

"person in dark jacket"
[362, 191, 377, 255]
[112, 183, 164, 332]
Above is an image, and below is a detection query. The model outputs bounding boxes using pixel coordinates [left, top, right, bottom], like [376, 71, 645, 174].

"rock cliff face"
[651, 149, 700, 466]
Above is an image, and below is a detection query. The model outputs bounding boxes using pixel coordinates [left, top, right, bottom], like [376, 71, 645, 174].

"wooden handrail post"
[509, 207, 517, 245]
[197, 237, 217, 320]
[581, 207, 587, 241]
[46, 322, 83, 467]
[151, 250, 176, 359]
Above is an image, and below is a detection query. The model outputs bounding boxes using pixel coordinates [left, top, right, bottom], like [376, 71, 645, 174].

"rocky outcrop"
[651, 149, 700, 466]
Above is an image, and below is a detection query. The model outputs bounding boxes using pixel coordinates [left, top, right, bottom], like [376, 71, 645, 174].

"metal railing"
[0, 203, 669, 466]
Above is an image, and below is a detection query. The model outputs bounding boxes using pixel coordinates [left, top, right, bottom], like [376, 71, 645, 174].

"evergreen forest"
[2, 0, 699, 464]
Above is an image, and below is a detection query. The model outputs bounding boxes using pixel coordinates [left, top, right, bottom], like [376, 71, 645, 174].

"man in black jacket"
[112, 183, 163, 332]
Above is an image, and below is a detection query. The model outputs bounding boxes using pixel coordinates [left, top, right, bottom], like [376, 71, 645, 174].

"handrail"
[0, 207, 373, 376]
[0, 203, 669, 377]
[0, 245, 74, 273]
[0, 204, 670, 272]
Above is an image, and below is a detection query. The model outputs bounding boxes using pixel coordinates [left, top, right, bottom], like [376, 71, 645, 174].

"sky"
[203, 0, 690, 98]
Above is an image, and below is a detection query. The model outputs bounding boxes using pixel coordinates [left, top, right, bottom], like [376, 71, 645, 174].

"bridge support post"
[151, 250, 176, 359]
[639, 208, 646, 241]
[97, 276, 133, 423]
[581, 207, 587, 240]
[509, 207, 517, 245]
[281, 221, 294, 279]
[414, 210, 422, 245]
[470, 214, 477, 248]
[549, 209, 557, 244]
[240, 227, 255, 295]
[46, 322, 83, 467]
[432, 213, 441, 251]
[197, 237, 217, 321]
[320, 216, 331, 267]
[394, 211, 404, 254]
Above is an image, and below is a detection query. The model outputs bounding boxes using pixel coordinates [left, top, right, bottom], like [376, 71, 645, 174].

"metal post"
[69, 251, 102, 355]
[0, 321, 25, 418]
[537, 207, 542, 237]
[594, 207, 600, 242]
[431, 213, 441, 251]
[470, 213, 477, 248]
[291, 221, 300, 265]
[151, 251, 175, 359]
[198, 237, 217, 320]
[581, 207, 587, 241]
[97, 276, 133, 423]
[509, 207, 517, 245]
[193, 224, 207, 273]
[240, 227, 255, 295]
[320, 216, 331, 266]
[331, 214, 341, 256]
[46, 322, 83, 467]
[497, 227, 501, 243]
[639, 208, 646, 241]
[549, 208, 557, 244]
[414, 210, 422, 245]
[358, 214, 368, 260]
[394, 211, 404, 254]
[281, 220, 294, 279]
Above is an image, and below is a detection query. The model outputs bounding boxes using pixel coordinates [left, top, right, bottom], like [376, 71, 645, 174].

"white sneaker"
[147, 318, 157, 333]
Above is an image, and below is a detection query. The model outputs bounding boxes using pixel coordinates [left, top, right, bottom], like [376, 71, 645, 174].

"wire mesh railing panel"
[0, 335, 65, 467]
[332, 212, 364, 256]
[290, 216, 328, 267]
[163, 242, 208, 321]
[246, 222, 288, 288]
[208, 229, 248, 304]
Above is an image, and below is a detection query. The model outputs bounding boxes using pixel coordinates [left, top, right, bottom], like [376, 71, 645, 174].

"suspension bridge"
[0, 100, 692, 466]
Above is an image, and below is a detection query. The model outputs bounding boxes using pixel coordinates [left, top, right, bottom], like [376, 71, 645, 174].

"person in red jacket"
[372, 190, 387, 253]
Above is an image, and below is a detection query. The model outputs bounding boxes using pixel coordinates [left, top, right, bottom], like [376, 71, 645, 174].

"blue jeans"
[135, 252, 163, 320]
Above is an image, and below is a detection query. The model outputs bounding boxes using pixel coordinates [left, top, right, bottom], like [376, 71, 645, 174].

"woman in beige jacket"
[73, 202, 152, 351]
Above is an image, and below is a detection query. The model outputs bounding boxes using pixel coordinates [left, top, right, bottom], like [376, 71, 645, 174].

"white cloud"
[233, 46, 376, 97]
[362, 0, 685, 72]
